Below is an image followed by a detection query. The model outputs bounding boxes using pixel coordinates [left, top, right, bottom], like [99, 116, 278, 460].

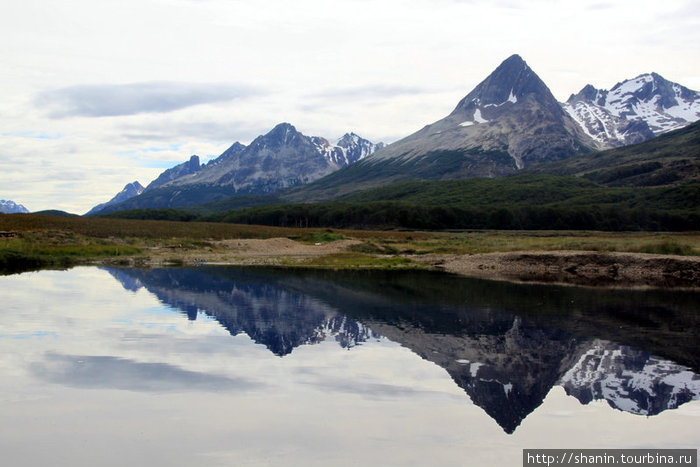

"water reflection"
[31, 352, 264, 392]
[106, 266, 700, 434]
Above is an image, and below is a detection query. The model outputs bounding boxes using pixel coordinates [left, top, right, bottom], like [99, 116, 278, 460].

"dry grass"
[401, 231, 700, 256]
[1, 213, 698, 274]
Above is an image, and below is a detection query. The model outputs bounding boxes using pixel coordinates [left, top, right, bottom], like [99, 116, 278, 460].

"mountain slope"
[285, 54, 598, 202]
[528, 120, 700, 187]
[170, 123, 346, 192]
[85, 181, 145, 216]
[564, 73, 700, 147]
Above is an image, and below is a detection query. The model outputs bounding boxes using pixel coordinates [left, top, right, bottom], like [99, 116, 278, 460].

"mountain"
[85, 181, 145, 216]
[167, 123, 347, 191]
[0, 199, 30, 214]
[89, 55, 699, 214]
[160, 124, 382, 191]
[326, 133, 385, 166]
[564, 73, 700, 147]
[144, 156, 201, 191]
[95, 124, 382, 213]
[285, 54, 599, 202]
[528, 120, 700, 187]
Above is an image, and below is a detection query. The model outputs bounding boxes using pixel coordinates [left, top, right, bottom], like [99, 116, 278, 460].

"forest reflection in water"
[0, 266, 698, 466]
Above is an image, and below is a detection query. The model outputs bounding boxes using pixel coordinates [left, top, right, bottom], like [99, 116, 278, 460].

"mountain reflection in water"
[106, 266, 700, 434]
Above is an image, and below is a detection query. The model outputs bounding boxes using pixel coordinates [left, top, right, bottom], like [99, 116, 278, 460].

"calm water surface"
[0, 266, 698, 466]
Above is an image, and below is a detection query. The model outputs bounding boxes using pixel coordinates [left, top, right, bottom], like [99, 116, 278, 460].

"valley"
[4, 54, 699, 288]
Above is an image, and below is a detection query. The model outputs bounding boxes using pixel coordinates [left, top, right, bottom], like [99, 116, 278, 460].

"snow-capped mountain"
[564, 73, 700, 147]
[85, 181, 144, 216]
[337, 133, 385, 165]
[0, 199, 30, 214]
[311, 133, 384, 167]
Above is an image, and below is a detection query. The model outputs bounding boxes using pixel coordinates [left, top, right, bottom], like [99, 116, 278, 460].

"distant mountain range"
[0, 199, 29, 214]
[87, 54, 700, 215]
[91, 125, 383, 214]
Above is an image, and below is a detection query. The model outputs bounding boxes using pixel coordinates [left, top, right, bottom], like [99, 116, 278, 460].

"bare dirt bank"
[412, 250, 700, 289]
[137, 238, 363, 266]
[106, 237, 700, 290]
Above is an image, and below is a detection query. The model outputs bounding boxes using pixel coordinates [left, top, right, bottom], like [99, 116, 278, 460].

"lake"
[0, 266, 698, 466]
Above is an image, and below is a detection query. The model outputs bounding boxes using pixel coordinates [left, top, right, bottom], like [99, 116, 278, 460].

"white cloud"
[37, 82, 260, 118]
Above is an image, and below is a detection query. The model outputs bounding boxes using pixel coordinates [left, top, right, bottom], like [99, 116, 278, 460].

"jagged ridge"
[564, 73, 700, 147]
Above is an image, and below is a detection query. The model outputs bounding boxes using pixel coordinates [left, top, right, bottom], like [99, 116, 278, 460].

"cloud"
[31, 353, 264, 392]
[298, 371, 455, 401]
[311, 84, 429, 100]
[36, 82, 260, 118]
[118, 119, 263, 144]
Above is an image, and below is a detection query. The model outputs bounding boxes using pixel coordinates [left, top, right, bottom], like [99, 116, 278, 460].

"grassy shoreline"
[1, 214, 699, 281]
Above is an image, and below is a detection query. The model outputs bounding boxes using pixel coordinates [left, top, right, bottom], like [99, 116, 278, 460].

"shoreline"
[89, 238, 700, 290]
[2, 216, 698, 290]
[411, 250, 700, 290]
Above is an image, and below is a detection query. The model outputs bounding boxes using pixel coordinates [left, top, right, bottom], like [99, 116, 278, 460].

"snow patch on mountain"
[474, 109, 488, 123]
[312, 132, 384, 167]
[484, 89, 518, 107]
[459, 109, 489, 127]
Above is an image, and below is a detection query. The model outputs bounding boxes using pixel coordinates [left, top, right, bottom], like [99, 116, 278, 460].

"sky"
[1, 0, 699, 214]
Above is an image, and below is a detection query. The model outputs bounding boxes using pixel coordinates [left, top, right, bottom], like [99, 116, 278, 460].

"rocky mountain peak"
[259, 122, 303, 148]
[567, 84, 602, 104]
[335, 133, 385, 165]
[337, 132, 361, 146]
[121, 181, 145, 194]
[144, 154, 202, 191]
[451, 54, 558, 117]
[213, 141, 247, 165]
[188, 154, 200, 169]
